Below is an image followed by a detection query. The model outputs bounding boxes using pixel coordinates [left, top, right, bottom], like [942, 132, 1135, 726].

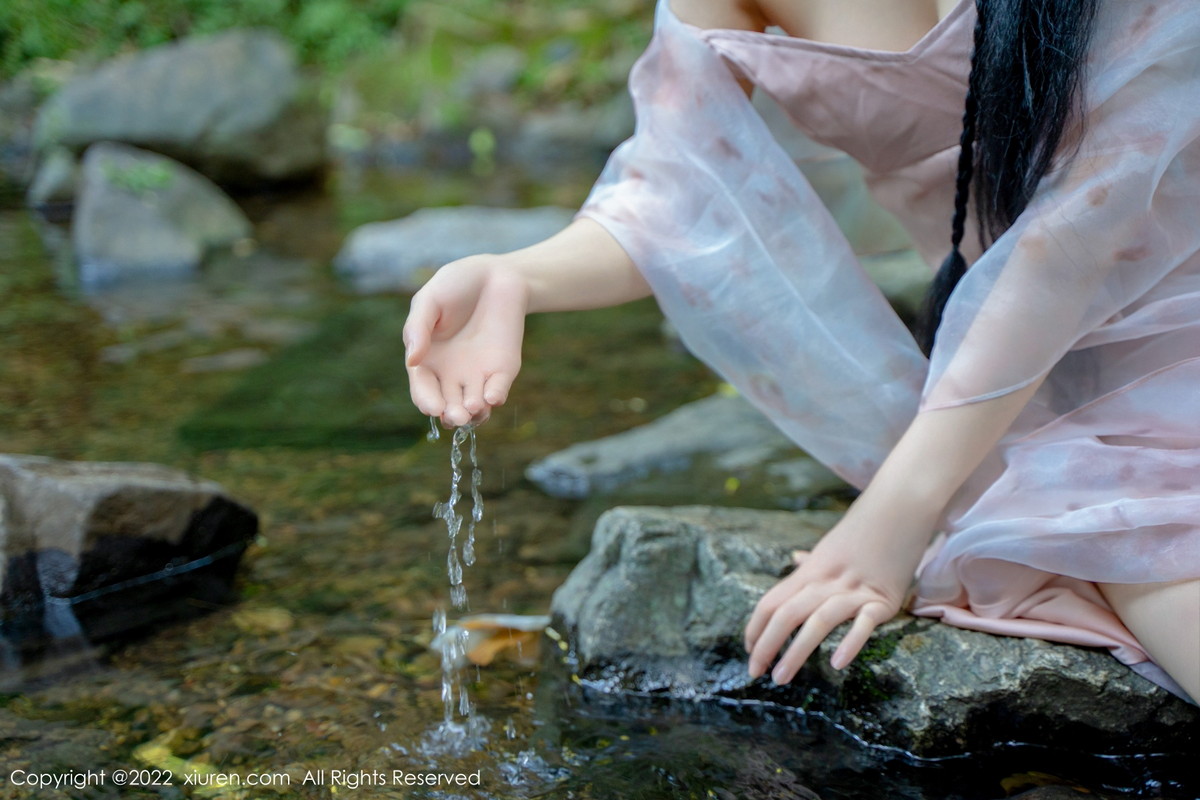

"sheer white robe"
[576, 0, 1200, 700]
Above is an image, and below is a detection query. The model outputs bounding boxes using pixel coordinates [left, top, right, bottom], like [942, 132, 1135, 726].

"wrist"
[476, 254, 534, 315]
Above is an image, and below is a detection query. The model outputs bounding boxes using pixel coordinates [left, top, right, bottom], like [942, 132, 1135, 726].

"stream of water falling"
[423, 419, 489, 754]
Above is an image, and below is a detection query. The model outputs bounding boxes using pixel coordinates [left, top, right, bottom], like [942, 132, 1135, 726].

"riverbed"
[0, 168, 1191, 800]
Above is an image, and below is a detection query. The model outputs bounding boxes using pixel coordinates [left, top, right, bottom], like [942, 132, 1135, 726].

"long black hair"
[916, 0, 1101, 356]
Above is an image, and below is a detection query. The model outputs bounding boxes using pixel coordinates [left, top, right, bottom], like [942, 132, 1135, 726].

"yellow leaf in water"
[465, 629, 541, 666]
[431, 613, 551, 668]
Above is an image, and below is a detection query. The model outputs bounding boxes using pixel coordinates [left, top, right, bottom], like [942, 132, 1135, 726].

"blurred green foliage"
[340, 0, 649, 133]
[0, 0, 409, 79]
[1, 0, 651, 137]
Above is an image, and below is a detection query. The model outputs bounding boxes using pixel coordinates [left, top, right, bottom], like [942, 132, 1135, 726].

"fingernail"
[771, 667, 786, 685]
[830, 650, 846, 670]
[747, 661, 760, 679]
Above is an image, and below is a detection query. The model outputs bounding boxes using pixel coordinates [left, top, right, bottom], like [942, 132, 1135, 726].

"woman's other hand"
[742, 508, 920, 684]
[742, 374, 1050, 684]
[404, 255, 529, 428]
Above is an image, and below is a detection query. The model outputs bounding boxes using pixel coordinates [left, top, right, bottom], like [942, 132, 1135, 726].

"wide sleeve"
[920, 2, 1200, 412]
[576, 0, 928, 490]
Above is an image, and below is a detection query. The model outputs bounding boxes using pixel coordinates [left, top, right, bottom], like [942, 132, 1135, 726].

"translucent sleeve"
[575, 1, 928, 489]
[920, 4, 1200, 411]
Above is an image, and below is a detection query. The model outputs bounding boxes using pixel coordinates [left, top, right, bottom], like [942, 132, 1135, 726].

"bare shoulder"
[755, 0, 945, 50]
[668, 0, 769, 32]
[665, 0, 950, 50]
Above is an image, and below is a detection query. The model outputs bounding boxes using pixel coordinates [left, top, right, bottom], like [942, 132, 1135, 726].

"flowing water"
[426, 422, 490, 756]
[0, 168, 1194, 800]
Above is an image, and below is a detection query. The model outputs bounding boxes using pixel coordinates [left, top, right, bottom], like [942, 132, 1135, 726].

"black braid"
[916, 0, 986, 356]
[915, 0, 1100, 358]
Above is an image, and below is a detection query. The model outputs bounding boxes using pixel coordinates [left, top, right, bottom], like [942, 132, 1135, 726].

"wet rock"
[551, 505, 1199, 757]
[34, 29, 326, 187]
[0, 454, 258, 668]
[73, 142, 252, 289]
[526, 393, 800, 499]
[334, 205, 575, 294]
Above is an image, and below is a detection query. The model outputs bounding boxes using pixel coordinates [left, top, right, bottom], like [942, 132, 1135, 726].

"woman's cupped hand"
[404, 255, 530, 429]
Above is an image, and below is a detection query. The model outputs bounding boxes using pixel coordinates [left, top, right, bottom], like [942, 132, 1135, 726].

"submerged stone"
[550, 505, 1198, 758]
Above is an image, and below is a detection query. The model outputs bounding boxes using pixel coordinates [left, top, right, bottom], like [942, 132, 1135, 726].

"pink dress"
[576, 0, 1200, 701]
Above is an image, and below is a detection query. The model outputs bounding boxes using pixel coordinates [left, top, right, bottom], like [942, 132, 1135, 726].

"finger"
[792, 550, 810, 565]
[403, 294, 438, 367]
[483, 371, 515, 407]
[461, 378, 486, 418]
[470, 405, 491, 426]
[770, 595, 861, 684]
[407, 365, 446, 417]
[747, 586, 822, 679]
[441, 382, 469, 428]
[744, 570, 806, 653]
[830, 602, 894, 670]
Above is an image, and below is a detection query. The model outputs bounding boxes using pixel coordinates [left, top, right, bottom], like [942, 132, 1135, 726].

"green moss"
[843, 627, 906, 704]
[103, 159, 174, 195]
[856, 628, 903, 665]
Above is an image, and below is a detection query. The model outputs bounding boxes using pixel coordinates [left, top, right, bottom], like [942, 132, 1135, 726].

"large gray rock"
[526, 393, 806, 499]
[551, 506, 1199, 757]
[0, 454, 257, 667]
[72, 142, 251, 289]
[334, 205, 575, 294]
[34, 29, 326, 186]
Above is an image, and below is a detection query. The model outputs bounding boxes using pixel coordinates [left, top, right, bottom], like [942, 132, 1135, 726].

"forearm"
[842, 374, 1048, 558]
[486, 217, 651, 314]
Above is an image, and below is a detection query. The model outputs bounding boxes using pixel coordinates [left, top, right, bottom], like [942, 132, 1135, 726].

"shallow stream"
[0, 167, 1192, 800]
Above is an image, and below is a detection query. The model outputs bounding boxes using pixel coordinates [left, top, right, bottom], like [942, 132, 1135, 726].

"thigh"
[1098, 579, 1200, 703]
